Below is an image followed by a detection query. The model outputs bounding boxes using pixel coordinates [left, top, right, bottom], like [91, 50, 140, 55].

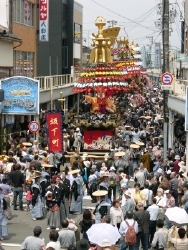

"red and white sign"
[28, 121, 40, 133]
[39, 0, 49, 41]
[161, 72, 173, 90]
[46, 112, 63, 152]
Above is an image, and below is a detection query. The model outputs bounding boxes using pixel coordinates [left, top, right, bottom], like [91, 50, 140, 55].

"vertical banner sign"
[46, 111, 63, 152]
[155, 42, 161, 69]
[39, 0, 49, 41]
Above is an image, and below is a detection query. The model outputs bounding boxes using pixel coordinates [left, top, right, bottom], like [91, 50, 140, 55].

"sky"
[78, 0, 184, 50]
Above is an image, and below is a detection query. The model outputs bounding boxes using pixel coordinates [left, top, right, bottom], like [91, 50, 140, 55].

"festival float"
[71, 16, 148, 151]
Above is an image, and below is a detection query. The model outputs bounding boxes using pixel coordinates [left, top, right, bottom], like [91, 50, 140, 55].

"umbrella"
[86, 223, 121, 246]
[165, 207, 188, 226]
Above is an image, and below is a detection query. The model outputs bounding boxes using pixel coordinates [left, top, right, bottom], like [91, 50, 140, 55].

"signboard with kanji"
[0, 76, 39, 114]
[45, 111, 63, 152]
[39, 0, 49, 42]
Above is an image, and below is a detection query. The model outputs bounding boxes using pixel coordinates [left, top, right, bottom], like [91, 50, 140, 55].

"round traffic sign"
[161, 72, 173, 85]
[28, 121, 40, 133]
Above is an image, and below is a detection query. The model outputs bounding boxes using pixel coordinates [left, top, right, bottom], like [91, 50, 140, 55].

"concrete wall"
[0, 41, 13, 67]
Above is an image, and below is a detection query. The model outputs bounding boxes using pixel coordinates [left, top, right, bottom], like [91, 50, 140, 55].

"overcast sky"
[78, 0, 183, 50]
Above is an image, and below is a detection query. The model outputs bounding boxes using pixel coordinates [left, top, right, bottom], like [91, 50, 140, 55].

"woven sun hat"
[139, 116, 145, 119]
[130, 144, 140, 149]
[42, 164, 54, 168]
[124, 125, 131, 128]
[22, 142, 32, 147]
[115, 152, 125, 157]
[68, 169, 80, 175]
[145, 116, 152, 119]
[136, 141, 145, 146]
[92, 190, 108, 196]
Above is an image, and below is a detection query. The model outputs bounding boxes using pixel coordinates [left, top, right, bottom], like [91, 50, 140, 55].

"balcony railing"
[173, 79, 188, 99]
[34, 73, 80, 91]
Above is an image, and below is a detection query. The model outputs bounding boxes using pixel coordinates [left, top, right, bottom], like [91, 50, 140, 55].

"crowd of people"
[0, 85, 187, 250]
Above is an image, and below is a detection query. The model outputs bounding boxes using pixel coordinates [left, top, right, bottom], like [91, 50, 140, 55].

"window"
[13, 51, 34, 77]
[13, 0, 33, 26]
[74, 23, 81, 44]
[0, 68, 13, 79]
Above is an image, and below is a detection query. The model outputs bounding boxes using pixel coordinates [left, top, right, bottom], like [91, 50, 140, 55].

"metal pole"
[162, 0, 169, 159]
[50, 78, 53, 110]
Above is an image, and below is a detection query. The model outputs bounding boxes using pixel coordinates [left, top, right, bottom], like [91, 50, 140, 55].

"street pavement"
[2, 182, 135, 249]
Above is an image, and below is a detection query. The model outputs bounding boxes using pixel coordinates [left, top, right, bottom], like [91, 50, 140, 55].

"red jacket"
[174, 160, 180, 174]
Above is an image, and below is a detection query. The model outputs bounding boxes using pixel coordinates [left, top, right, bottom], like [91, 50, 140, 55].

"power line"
[90, 0, 157, 31]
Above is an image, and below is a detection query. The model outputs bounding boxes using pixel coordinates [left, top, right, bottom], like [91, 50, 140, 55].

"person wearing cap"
[32, 140, 39, 151]
[154, 188, 166, 220]
[93, 190, 110, 224]
[21, 226, 43, 250]
[69, 169, 84, 215]
[30, 177, 44, 221]
[173, 155, 180, 174]
[123, 191, 134, 218]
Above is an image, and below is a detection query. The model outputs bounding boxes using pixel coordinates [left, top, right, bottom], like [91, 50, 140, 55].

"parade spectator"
[9, 163, 25, 211]
[151, 220, 168, 249]
[79, 209, 95, 241]
[21, 226, 43, 250]
[58, 220, 76, 249]
[134, 203, 150, 250]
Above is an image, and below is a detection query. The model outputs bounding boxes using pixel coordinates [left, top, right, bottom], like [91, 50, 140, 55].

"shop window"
[74, 23, 81, 44]
[13, 0, 34, 26]
[13, 51, 34, 77]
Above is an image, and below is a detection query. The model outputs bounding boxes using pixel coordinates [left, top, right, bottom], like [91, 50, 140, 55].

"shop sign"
[39, 0, 49, 41]
[0, 76, 39, 114]
[45, 111, 63, 152]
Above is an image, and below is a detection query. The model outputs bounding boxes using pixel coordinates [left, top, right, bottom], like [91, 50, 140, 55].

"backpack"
[125, 220, 136, 246]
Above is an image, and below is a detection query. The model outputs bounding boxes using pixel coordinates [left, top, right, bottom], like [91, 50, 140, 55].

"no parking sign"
[161, 72, 173, 90]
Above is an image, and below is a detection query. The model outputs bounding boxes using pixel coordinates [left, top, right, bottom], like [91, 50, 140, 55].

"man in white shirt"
[119, 210, 138, 250]
[141, 182, 153, 208]
[147, 198, 159, 247]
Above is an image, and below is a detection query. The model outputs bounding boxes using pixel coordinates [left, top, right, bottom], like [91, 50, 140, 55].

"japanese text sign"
[0, 76, 39, 114]
[39, 0, 49, 41]
[46, 112, 63, 152]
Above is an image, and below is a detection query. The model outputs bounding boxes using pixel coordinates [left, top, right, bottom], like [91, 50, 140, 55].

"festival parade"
[0, 0, 188, 250]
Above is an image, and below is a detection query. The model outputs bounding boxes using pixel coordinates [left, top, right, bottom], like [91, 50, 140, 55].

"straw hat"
[42, 164, 54, 168]
[124, 125, 131, 128]
[136, 141, 145, 146]
[92, 190, 108, 196]
[145, 116, 152, 119]
[68, 169, 80, 175]
[115, 152, 125, 157]
[139, 116, 145, 119]
[22, 142, 32, 147]
[130, 144, 140, 149]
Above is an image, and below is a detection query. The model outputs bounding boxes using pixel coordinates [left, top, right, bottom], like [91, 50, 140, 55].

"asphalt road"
[2, 181, 135, 249]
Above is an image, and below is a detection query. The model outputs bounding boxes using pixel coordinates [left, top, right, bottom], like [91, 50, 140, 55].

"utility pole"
[162, 0, 169, 159]
[107, 20, 117, 27]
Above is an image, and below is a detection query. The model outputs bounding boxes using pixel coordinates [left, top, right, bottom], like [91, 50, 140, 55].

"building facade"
[12, 0, 37, 78]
